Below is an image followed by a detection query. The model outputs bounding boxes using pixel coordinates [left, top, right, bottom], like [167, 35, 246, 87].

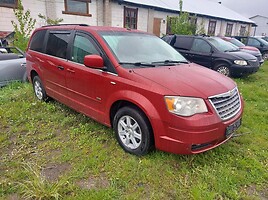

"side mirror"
[84, 55, 104, 69]
[260, 43, 264, 47]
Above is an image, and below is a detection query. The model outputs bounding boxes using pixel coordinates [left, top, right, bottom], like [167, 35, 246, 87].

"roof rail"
[42, 24, 90, 27]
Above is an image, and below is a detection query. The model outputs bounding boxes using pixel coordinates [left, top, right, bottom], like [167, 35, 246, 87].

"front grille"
[209, 87, 241, 121]
[248, 59, 260, 68]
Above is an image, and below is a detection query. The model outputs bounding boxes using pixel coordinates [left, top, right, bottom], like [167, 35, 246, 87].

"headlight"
[234, 60, 247, 66]
[164, 96, 208, 116]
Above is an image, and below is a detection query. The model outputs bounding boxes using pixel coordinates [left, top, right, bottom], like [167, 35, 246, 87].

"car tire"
[214, 63, 231, 77]
[263, 52, 268, 60]
[113, 106, 154, 156]
[32, 76, 49, 101]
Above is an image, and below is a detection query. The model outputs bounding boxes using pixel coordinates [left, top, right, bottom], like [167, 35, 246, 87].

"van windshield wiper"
[119, 62, 156, 67]
[152, 60, 189, 65]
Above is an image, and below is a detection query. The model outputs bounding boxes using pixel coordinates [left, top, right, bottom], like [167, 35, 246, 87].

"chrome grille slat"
[209, 87, 241, 121]
[214, 95, 239, 109]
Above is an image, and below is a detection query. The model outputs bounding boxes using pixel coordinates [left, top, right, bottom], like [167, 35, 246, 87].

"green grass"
[1, 62, 268, 199]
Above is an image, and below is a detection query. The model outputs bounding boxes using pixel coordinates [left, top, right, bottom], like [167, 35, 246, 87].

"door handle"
[67, 68, 75, 73]
[57, 66, 64, 70]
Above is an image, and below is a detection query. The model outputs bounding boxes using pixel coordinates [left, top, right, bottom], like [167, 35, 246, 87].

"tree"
[196, 18, 206, 35]
[11, 0, 36, 51]
[38, 13, 63, 25]
[168, 0, 197, 35]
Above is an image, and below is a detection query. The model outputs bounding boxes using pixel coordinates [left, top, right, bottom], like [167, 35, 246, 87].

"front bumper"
[229, 63, 259, 76]
[152, 99, 244, 155]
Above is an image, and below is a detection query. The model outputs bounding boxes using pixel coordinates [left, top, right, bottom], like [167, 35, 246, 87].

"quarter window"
[208, 20, 217, 36]
[46, 32, 71, 59]
[124, 7, 138, 29]
[0, 0, 17, 8]
[72, 35, 99, 64]
[63, 0, 92, 16]
[191, 39, 211, 53]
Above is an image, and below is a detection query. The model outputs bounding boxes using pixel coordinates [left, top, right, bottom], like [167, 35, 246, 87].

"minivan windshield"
[100, 32, 187, 67]
[208, 37, 239, 52]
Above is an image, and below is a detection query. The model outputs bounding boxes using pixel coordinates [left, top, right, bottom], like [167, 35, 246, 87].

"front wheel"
[32, 76, 49, 101]
[214, 63, 231, 77]
[113, 107, 154, 156]
[263, 52, 268, 60]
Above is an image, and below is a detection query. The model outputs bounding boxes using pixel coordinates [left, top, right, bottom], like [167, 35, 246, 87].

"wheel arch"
[213, 59, 232, 69]
[109, 99, 156, 147]
[30, 70, 39, 82]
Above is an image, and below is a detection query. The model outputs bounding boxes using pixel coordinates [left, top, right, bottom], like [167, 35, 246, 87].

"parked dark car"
[255, 36, 268, 42]
[162, 35, 260, 77]
[0, 46, 27, 87]
[234, 36, 268, 60]
[26, 24, 244, 155]
[220, 36, 264, 65]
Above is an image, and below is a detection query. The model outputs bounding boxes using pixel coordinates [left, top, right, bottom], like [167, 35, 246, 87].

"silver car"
[0, 46, 27, 87]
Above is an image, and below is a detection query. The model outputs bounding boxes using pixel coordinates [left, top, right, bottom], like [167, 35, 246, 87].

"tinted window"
[29, 30, 46, 52]
[72, 35, 99, 64]
[248, 38, 261, 47]
[46, 32, 70, 59]
[191, 39, 211, 53]
[173, 36, 193, 50]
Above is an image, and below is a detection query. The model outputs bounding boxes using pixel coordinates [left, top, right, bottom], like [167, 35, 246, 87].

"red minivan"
[26, 24, 243, 156]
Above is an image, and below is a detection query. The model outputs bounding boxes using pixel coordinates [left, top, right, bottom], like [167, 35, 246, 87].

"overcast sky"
[209, 0, 268, 18]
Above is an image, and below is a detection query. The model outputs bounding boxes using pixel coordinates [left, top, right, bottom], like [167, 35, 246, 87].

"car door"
[189, 38, 213, 68]
[65, 32, 117, 122]
[42, 30, 71, 104]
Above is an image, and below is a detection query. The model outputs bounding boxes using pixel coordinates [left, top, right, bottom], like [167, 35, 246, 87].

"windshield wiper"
[152, 60, 189, 65]
[119, 62, 156, 67]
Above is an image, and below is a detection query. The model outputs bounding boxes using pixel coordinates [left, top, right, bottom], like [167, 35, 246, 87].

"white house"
[0, 0, 255, 38]
[250, 15, 268, 36]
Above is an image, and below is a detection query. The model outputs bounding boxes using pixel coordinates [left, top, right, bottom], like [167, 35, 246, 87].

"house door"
[153, 18, 161, 37]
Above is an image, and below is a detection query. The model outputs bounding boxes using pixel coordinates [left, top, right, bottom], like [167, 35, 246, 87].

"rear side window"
[46, 32, 71, 59]
[173, 36, 193, 50]
[191, 39, 211, 53]
[29, 30, 47, 52]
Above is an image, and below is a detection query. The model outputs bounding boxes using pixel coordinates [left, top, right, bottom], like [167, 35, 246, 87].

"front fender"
[104, 90, 165, 147]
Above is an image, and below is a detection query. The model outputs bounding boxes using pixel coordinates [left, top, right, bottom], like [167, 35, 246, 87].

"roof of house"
[250, 15, 268, 20]
[120, 0, 255, 24]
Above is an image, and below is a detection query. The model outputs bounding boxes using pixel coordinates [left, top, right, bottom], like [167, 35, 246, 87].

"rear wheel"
[33, 76, 49, 101]
[113, 106, 153, 156]
[214, 63, 231, 77]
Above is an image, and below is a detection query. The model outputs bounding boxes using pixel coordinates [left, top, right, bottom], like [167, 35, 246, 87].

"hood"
[239, 46, 259, 52]
[225, 51, 257, 61]
[239, 48, 261, 56]
[132, 63, 236, 99]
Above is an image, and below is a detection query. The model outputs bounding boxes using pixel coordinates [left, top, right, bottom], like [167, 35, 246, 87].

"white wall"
[0, 0, 99, 32]
[251, 16, 268, 36]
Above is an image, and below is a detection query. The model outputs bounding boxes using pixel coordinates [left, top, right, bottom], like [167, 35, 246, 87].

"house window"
[124, 7, 138, 29]
[0, 0, 18, 8]
[240, 26, 246, 36]
[63, 0, 92, 17]
[208, 20, 217, 36]
[225, 23, 233, 36]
